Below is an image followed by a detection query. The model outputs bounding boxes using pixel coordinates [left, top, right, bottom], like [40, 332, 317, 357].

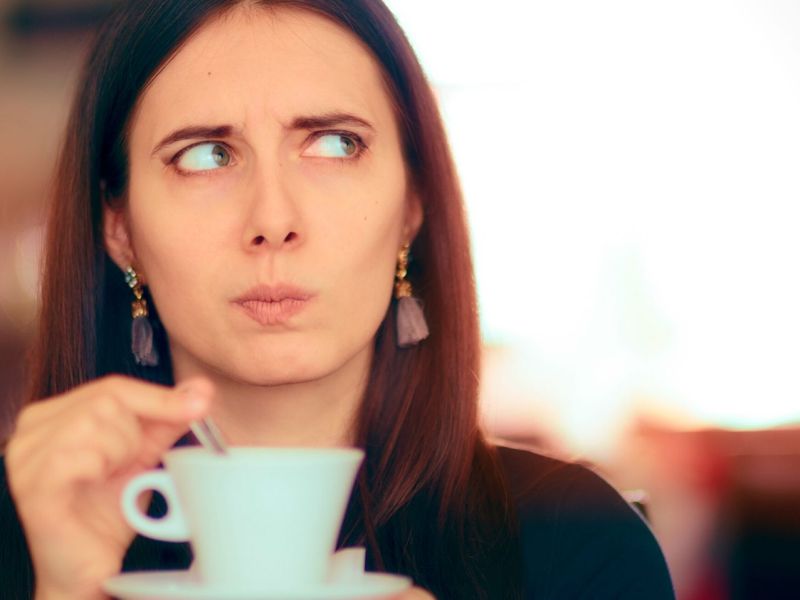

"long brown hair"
[27, 1, 522, 597]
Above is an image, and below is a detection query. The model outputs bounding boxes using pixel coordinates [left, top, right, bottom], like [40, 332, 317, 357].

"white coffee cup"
[121, 447, 364, 591]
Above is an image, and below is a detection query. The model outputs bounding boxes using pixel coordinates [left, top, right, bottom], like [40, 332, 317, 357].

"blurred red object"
[622, 422, 800, 600]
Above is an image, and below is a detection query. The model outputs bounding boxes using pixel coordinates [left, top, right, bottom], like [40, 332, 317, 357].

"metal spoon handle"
[190, 417, 228, 454]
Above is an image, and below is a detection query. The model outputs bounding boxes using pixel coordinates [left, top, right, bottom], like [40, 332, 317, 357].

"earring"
[394, 243, 429, 347]
[124, 266, 159, 366]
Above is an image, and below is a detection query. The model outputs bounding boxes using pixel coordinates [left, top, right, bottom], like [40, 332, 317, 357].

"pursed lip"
[232, 284, 314, 326]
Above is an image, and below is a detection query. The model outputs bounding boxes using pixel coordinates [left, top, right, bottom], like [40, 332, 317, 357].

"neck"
[172, 348, 371, 448]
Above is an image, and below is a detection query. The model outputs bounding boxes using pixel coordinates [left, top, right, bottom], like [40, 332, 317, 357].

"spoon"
[190, 417, 228, 454]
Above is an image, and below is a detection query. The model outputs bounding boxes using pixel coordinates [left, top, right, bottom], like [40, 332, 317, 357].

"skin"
[6, 6, 433, 599]
[108, 5, 422, 448]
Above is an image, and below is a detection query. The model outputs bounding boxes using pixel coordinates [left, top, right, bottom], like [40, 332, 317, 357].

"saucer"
[103, 570, 412, 600]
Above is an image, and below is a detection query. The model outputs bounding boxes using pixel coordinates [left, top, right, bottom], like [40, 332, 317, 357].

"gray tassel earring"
[125, 266, 159, 366]
[394, 243, 429, 347]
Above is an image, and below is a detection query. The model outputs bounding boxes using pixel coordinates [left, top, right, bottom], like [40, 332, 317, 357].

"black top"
[497, 445, 674, 598]
[0, 445, 674, 599]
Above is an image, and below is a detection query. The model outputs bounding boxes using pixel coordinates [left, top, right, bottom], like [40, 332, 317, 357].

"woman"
[0, 1, 675, 598]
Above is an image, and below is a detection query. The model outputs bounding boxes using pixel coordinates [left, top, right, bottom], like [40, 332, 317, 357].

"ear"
[102, 203, 136, 273]
[404, 191, 424, 243]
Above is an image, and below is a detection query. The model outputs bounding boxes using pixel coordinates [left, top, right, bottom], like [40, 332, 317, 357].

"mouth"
[232, 284, 313, 326]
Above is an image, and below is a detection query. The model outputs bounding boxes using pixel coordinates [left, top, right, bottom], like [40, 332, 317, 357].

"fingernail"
[177, 381, 210, 412]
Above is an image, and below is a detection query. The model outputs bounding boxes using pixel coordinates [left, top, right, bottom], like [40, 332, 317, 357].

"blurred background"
[1, 0, 799, 597]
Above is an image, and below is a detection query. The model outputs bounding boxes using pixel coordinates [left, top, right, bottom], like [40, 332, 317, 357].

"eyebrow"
[151, 112, 375, 155]
[152, 125, 234, 155]
[289, 112, 374, 131]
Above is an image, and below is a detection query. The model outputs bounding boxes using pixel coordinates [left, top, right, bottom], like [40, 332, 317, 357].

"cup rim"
[165, 446, 365, 467]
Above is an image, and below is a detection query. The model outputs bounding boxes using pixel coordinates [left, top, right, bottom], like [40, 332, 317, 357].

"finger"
[9, 405, 132, 496]
[15, 373, 135, 430]
[8, 389, 143, 478]
[24, 447, 117, 502]
[12, 374, 208, 435]
[12, 393, 80, 435]
[6, 376, 213, 497]
[81, 398, 145, 478]
[107, 375, 213, 423]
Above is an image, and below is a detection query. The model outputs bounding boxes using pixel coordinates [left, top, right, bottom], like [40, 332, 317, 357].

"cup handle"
[121, 470, 190, 542]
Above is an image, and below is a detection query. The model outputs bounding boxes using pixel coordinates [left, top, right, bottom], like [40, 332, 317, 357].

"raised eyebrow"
[151, 125, 236, 155]
[288, 112, 375, 131]
[151, 114, 374, 156]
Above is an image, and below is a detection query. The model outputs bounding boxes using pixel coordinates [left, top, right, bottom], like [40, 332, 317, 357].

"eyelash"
[169, 130, 369, 176]
[308, 130, 369, 163]
[169, 143, 229, 177]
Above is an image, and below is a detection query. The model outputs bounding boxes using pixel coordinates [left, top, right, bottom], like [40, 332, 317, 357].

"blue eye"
[304, 133, 362, 159]
[174, 143, 231, 172]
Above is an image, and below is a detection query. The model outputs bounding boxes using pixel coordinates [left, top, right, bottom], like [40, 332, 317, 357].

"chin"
[224, 354, 337, 387]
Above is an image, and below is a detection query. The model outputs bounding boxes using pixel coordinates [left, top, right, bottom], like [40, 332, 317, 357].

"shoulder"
[495, 443, 641, 520]
[0, 456, 35, 598]
[494, 443, 675, 599]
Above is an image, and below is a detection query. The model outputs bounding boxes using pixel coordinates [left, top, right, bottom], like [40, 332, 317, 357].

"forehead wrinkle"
[226, 5, 384, 97]
[133, 5, 400, 154]
[243, 10, 391, 136]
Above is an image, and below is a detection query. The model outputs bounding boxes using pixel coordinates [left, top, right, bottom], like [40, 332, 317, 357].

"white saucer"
[103, 570, 412, 600]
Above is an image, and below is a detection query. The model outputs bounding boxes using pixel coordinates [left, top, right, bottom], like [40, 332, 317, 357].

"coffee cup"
[120, 447, 364, 591]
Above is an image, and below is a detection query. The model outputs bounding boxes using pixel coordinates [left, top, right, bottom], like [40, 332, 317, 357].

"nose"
[242, 163, 301, 251]
[249, 230, 298, 247]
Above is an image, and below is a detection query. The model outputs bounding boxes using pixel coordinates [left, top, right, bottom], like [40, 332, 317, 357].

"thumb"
[139, 378, 215, 459]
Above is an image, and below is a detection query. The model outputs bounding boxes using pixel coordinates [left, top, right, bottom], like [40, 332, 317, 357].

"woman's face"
[106, 6, 420, 385]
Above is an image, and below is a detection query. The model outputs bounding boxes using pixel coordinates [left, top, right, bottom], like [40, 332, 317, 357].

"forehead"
[131, 6, 394, 142]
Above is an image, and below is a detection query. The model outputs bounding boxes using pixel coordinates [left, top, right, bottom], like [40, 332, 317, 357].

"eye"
[303, 133, 364, 159]
[173, 142, 231, 173]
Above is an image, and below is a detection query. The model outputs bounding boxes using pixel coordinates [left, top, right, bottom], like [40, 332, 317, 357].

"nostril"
[253, 235, 266, 245]
[284, 231, 298, 243]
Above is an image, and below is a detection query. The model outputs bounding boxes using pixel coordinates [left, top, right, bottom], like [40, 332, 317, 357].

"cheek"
[303, 156, 409, 309]
[128, 205, 189, 278]
[131, 223, 209, 332]
[125, 176, 225, 323]
[127, 156, 236, 264]
[323, 194, 406, 330]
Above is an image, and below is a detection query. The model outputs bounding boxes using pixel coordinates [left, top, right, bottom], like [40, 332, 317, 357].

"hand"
[5, 375, 213, 600]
